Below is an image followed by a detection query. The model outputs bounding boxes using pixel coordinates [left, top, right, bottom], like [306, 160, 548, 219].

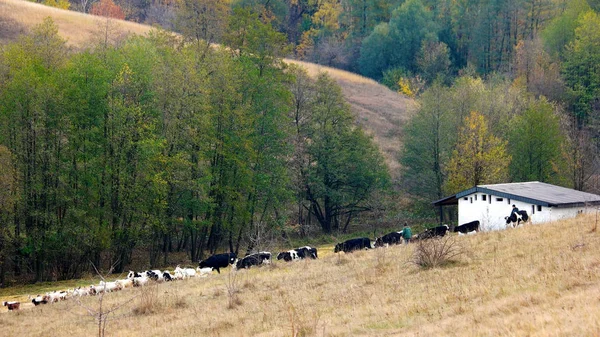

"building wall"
[457, 192, 595, 231]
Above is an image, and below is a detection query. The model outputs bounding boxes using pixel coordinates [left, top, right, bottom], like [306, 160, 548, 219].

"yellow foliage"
[42, 0, 70, 10]
[312, 0, 341, 31]
[444, 111, 511, 193]
[397, 77, 415, 98]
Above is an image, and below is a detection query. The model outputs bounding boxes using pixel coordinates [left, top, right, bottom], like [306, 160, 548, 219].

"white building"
[433, 181, 600, 231]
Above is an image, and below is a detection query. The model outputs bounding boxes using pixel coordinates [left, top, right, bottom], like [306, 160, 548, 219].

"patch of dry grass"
[2, 215, 600, 336]
[0, 0, 152, 47]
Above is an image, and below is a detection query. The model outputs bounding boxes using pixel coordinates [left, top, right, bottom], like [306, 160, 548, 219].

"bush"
[412, 236, 463, 268]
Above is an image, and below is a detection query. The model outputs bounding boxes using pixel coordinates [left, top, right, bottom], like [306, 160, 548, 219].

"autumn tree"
[444, 111, 511, 194]
[90, 0, 125, 20]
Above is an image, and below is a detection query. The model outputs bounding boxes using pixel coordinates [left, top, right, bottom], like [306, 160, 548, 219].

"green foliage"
[359, 0, 438, 78]
[542, 0, 591, 60]
[401, 83, 455, 201]
[508, 98, 565, 183]
[299, 73, 390, 233]
[562, 10, 600, 128]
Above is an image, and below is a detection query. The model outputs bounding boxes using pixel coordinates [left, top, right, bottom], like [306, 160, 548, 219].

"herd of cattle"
[3, 215, 530, 312]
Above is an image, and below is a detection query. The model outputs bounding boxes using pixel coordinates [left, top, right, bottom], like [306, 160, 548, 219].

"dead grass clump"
[132, 284, 159, 316]
[284, 301, 322, 337]
[225, 271, 242, 309]
[412, 236, 464, 268]
[334, 253, 350, 266]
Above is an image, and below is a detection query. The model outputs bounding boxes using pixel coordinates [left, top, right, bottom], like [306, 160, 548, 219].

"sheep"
[98, 280, 121, 293]
[46, 291, 67, 303]
[196, 267, 213, 277]
[133, 275, 149, 287]
[175, 265, 196, 278]
[115, 278, 133, 289]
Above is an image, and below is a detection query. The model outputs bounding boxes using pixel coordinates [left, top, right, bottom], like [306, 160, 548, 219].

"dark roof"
[432, 181, 600, 207]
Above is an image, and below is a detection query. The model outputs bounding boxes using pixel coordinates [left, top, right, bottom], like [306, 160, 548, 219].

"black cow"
[418, 225, 449, 240]
[199, 252, 237, 274]
[236, 252, 272, 269]
[453, 220, 480, 234]
[334, 237, 372, 253]
[277, 246, 318, 262]
[374, 232, 402, 247]
[505, 210, 529, 227]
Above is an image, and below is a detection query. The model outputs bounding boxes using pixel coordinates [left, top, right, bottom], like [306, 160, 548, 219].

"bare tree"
[72, 263, 137, 337]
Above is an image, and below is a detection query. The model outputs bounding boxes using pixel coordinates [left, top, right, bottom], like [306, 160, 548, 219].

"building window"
[463, 197, 468, 201]
[470, 197, 473, 204]
[482, 195, 487, 201]
[508, 198, 511, 204]
[489, 195, 492, 204]
[496, 198, 503, 202]
[537, 205, 542, 212]
[532, 205, 535, 215]
[475, 194, 478, 201]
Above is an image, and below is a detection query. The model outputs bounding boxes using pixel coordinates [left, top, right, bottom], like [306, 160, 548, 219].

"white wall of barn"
[456, 192, 597, 231]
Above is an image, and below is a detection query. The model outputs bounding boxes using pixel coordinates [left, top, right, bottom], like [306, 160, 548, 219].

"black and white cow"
[199, 252, 237, 274]
[418, 225, 450, 240]
[505, 210, 529, 227]
[374, 232, 402, 247]
[453, 220, 480, 234]
[235, 252, 272, 269]
[277, 246, 318, 261]
[334, 237, 372, 253]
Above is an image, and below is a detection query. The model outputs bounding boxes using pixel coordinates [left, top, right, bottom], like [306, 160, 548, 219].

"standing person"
[401, 223, 412, 244]
[511, 204, 519, 215]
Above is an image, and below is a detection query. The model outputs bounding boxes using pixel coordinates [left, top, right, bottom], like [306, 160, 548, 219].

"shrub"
[412, 236, 464, 268]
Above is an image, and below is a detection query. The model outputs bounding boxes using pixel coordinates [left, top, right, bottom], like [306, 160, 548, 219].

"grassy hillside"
[0, 0, 414, 178]
[1, 214, 599, 336]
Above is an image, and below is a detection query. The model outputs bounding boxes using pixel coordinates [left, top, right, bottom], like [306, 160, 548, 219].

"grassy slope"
[1, 215, 599, 336]
[0, 0, 414, 178]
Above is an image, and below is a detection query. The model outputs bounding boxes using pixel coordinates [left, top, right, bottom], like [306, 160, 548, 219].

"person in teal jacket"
[401, 223, 412, 244]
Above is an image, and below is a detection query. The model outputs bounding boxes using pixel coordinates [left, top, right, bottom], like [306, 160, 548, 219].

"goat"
[2, 301, 20, 311]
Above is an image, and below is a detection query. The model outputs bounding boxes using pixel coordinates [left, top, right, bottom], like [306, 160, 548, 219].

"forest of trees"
[0, 14, 388, 284]
[3, 0, 600, 285]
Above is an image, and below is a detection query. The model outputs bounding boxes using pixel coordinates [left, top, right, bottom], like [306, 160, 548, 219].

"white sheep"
[196, 267, 213, 277]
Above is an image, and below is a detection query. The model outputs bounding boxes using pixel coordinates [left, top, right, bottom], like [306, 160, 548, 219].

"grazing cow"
[374, 232, 403, 247]
[418, 225, 450, 240]
[334, 237, 372, 253]
[505, 210, 529, 227]
[2, 301, 20, 311]
[277, 246, 317, 262]
[235, 252, 272, 269]
[453, 220, 480, 234]
[199, 252, 237, 274]
[277, 250, 299, 262]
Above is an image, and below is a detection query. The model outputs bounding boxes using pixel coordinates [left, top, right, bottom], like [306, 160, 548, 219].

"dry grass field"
[0, 0, 413, 178]
[1, 214, 600, 336]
